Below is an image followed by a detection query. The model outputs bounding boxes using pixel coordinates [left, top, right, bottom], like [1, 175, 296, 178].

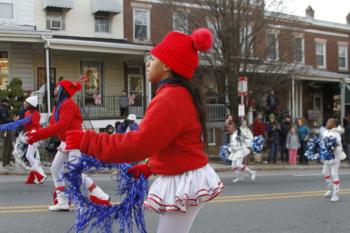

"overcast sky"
[266, 0, 350, 24]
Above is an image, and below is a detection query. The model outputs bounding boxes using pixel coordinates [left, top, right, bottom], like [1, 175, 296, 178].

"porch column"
[45, 46, 51, 114]
[340, 80, 345, 125]
[144, 54, 152, 105]
[291, 74, 296, 120]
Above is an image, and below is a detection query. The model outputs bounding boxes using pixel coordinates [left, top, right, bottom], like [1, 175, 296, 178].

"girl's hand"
[127, 163, 152, 179]
[26, 130, 39, 145]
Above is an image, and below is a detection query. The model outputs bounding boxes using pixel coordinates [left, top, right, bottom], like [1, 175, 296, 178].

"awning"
[91, 0, 121, 14]
[43, 0, 73, 10]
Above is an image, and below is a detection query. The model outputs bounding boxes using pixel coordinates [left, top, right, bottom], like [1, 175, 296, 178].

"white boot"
[324, 177, 333, 197]
[233, 174, 244, 183]
[49, 190, 69, 211]
[87, 183, 111, 206]
[245, 167, 256, 181]
[330, 182, 340, 202]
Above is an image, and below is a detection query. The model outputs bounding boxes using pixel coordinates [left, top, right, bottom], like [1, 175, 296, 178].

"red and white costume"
[27, 80, 110, 211]
[22, 96, 46, 184]
[66, 28, 223, 233]
[322, 126, 346, 202]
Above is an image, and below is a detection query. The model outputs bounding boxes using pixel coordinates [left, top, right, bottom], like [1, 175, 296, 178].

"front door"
[128, 74, 144, 117]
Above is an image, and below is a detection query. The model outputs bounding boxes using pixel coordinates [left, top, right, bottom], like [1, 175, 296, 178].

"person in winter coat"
[115, 114, 139, 133]
[26, 80, 110, 211]
[322, 118, 346, 202]
[285, 126, 300, 165]
[65, 28, 223, 233]
[228, 121, 256, 183]
[266, 114, 280, 163]
[0, 98, 14, 169]
[21, 96, 47, 184]
[252, 113, 266, 137]
[297, 118, 310, 165]
[280, 115, 291, 162]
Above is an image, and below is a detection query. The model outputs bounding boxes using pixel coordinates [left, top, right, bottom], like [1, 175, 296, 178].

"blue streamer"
[252, 136, 265, 153]
[219, 145, 231, 165]
[320, 136, 337, 161]
[0, 116, 31, 131]
[304, 136, 321, 160]
[63, 155, 148, 233]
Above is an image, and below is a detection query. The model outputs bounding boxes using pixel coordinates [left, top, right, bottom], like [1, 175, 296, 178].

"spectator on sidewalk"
[0, 98, 14, 169]
[252, 113, 266, 137]
[106, 124, 114, 135]
[280, 115, 292, 163]
[266, 114, 280, 164]
[286, 126, 300, 165]
[297, 118, 310, 165]
[344, 116, 350, 164]
[116, 114, 139, 133]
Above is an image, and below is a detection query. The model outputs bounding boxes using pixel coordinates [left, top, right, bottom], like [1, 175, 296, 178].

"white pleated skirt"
[144, 164, 224, 213]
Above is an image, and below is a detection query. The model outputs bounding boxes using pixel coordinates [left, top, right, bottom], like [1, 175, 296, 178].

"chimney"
[347, 13, 350, 24]
[305, 5, 314, 18]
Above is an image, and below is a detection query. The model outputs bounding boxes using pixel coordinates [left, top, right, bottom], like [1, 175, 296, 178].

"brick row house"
[1, 1, 350, 147]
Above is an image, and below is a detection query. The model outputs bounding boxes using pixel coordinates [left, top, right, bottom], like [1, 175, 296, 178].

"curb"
[2, 162, 350, 176]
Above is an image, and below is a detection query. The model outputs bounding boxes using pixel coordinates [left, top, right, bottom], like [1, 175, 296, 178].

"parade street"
[0, 169, 349, 233]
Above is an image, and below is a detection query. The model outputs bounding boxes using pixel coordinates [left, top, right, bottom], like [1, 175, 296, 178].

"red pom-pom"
[191, 28, 213, 52]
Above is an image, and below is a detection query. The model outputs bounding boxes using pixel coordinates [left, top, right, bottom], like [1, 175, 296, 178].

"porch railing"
[34, 95, 226, 122]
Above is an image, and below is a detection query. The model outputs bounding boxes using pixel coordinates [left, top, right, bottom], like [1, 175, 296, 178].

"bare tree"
[164, 0, 306, 116]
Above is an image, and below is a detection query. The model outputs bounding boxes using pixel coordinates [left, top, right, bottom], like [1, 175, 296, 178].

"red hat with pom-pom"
[150, 28, 213, 79]
[59, 80, 82, 97]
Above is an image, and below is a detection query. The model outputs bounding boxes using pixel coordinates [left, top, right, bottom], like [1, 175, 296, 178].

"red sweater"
[80, 84, 209, 175]
[252, 119, 266, 136]
[36, 98, 83, 141]
[24, 110, 41, 132]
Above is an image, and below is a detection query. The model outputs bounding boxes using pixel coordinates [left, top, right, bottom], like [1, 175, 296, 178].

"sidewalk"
[1, 160, 350, 175]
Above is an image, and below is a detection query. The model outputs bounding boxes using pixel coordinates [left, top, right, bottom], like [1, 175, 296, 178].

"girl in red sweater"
[22, 96, 46, 184]
[27, 80, 110, 211]
[65, 28, 223, 233]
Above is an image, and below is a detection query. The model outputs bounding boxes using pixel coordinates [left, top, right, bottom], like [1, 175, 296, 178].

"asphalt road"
[0, 169, 349, 233]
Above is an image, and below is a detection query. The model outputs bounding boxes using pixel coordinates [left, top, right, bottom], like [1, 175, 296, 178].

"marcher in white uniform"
[322, 118, 346, 202]
[227, 121, 256, 183]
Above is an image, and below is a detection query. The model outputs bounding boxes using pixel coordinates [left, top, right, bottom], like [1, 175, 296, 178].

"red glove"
[127, 163, 152, 179]
[65, 130, 84, 150]
[26, 130, 40, 145]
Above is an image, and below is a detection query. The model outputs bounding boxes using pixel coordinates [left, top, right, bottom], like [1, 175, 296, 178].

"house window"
[95, 15, 111, 33]
[266, 31, 278, 61]
[0, 2, 14, 19]
[241, 25, 253, 58]
[207, 128, 216, 145]
[0, 51, 9, 89]
[80, 61, 103, 105]
[133, 8, 150, 42]
[46, 11, 65, 30]
[315, 40, 326, 68]
[338, 44, 348, 71]
[294, 37, 305, 63]
[173, 11, 188, 33]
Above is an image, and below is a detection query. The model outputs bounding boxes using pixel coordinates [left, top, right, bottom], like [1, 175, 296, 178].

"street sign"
[238, 104, 245, 117]
[238, 76, 248, 96]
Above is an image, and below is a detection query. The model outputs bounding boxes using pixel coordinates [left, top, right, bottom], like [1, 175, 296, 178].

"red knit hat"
[151, 28, 213, 79]
[59, 80, 82, 97]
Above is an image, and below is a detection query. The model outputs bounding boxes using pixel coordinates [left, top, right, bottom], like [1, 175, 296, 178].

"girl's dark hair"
[54, 86, 69, 121]
[170, 72, 208, 144]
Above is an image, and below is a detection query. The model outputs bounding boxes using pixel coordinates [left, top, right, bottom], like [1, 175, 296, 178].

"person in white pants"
[21, 96, 46, 184]
[322, 118, 346, 202]
[227, 121, 256, 183]
[27, 80, 110, 211]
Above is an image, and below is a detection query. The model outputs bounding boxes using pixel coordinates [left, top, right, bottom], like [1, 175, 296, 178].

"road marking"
[1, 189, 350, 214]
[293, 172, 350, 177]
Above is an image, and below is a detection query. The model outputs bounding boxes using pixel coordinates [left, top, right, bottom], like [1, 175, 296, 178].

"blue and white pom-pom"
[252, 135, 265, 153]
[320, 136, 337, 161]
[63, 155, 148, 233]
[0, 116, 31, 131]
[304, 136, 320, 160]
[219, 145, 231, 165]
